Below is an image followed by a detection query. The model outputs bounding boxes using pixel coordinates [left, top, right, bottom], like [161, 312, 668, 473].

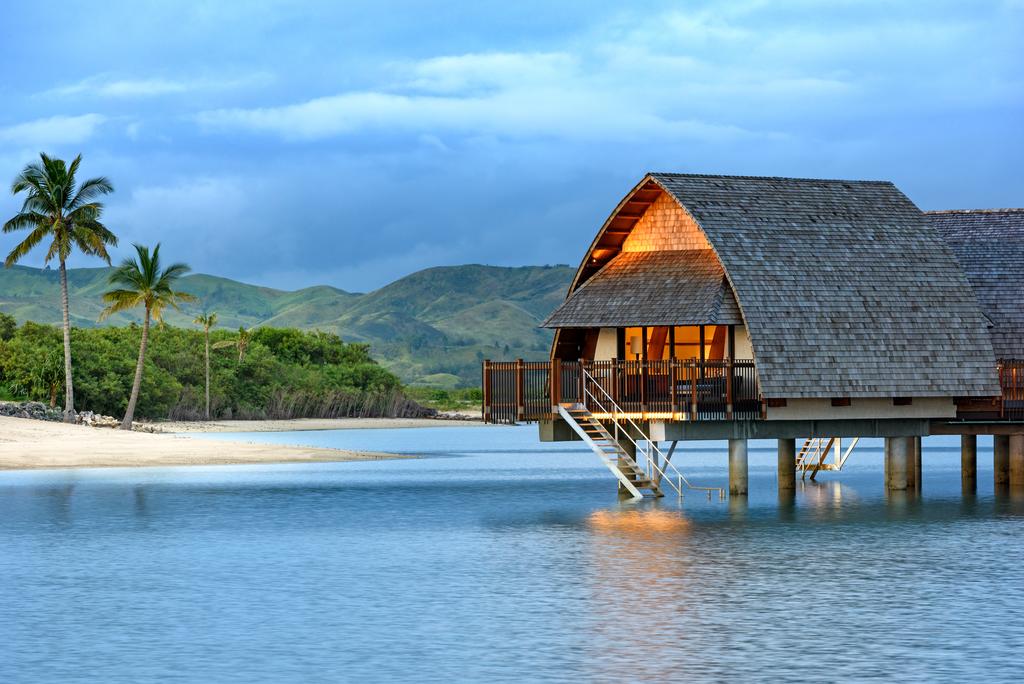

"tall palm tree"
[193, 311, 218, 420]
[101, 243, 195, 430]
[3, 153, 117, 422]
[213, 326, 254, 363]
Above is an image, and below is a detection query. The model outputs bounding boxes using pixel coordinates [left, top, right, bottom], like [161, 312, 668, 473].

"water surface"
[2, 427, 1022, 682]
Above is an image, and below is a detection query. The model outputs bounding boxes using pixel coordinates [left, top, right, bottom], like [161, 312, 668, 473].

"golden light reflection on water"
[587, 508, 691, 536]
[582, 506, 698, 681]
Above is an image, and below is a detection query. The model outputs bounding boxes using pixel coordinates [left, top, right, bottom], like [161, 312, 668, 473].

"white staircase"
[796, 437, 860, 480]
[558, 367, 725, 501]
[558, 404, 662, 499]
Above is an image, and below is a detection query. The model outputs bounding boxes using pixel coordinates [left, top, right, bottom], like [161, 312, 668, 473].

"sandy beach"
[157, 415, 482, 433]
[0, 416, 421, 471]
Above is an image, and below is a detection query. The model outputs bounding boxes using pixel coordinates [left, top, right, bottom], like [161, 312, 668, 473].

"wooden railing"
[999, 359, 1024, 420]
[482, 358, 762, 424]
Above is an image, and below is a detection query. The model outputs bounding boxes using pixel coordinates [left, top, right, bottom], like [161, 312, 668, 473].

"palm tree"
[193, 312, 218, 420]
[213, 326, 254, 363]
[3, 153, 117, 422]
[101, 243, 195, 430]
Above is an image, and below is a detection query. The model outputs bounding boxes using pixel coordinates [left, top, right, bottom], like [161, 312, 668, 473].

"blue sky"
[0, 0, 1021, 291]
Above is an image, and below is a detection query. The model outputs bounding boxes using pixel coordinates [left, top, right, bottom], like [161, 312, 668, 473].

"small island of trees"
[1, 153, 425, 427]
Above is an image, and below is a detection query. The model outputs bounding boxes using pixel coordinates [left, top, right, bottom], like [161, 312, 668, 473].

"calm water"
[2, 426, 1023, 683]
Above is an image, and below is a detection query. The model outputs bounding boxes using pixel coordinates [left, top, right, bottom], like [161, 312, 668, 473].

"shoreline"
[0, 415, 446, 472]
[155, 415, 482, 433]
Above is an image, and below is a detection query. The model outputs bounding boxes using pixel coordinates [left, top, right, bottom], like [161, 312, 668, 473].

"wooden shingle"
[929, 209, 1024, 360]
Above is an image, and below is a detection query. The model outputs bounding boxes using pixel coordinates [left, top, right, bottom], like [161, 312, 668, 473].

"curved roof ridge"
[650, 171, 895, 185]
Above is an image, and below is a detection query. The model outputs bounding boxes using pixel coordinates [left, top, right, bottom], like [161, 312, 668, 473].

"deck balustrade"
[482, 358, 762, 424]
[999, 359, 1024, 420]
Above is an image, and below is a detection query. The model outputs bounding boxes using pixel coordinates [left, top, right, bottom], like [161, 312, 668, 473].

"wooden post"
[482, 360, 491, 423]
[640, 360, 648, 416]
[670, 360, 678, 420]
[611, 361, 619, 406]
[550, 358, 561, 413]
[515, 359, 524, 421]
[726, 357, 734, 420]
[578, 359, 586, 408]
[690, 360, 698, 421]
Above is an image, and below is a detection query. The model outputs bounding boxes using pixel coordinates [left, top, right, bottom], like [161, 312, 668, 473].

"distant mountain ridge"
[0, 263, 574, 387]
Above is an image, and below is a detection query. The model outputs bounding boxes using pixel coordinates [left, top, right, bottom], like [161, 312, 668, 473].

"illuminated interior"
[622, 325, 731, 361]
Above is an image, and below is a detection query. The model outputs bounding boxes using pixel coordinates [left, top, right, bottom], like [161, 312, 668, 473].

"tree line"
[1, 153, 417, 426]
[0, 316, 416, 421]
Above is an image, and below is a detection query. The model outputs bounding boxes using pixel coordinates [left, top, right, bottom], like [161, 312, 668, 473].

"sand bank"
[156, 416, 482, 433]
[0, 416, 407, 471]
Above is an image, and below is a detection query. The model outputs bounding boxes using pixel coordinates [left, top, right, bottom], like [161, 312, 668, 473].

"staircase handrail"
[580, 366, 724, 499]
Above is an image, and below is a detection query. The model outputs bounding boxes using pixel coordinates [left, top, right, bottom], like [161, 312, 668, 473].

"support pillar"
[906, 437, 919, 490]
[1010, 435, 1024, 487]
[909, 436, 925, 489]
[777, 438, 796, 491]
[961, 435, 977, 493]
[617, 439, 638, 498]
[728, 439, 748, 496]
[994, 435, 1010, 487]
[884, 436, 909, 491]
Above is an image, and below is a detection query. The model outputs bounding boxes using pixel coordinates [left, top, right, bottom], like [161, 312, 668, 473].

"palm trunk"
[58, 258, 75, 422]
[121, 308, 150, 430]
[204, 328, 211, 420]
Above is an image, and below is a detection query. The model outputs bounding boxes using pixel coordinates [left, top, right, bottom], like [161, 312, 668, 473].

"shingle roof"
[928, 209, 1024, 359]
[542, 249, 743, 328]
[553, 173, 999, 398]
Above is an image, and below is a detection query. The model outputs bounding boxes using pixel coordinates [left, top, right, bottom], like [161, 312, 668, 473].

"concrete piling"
[1010, 435, 1024, 487]
[906, 436, 919, 490]
[728, 438, 748, 496]
[885, 436, 909, 491]
[961, 435, 977, 492]
[994, 435, 1010, 487]
[777, 438, 796, 491]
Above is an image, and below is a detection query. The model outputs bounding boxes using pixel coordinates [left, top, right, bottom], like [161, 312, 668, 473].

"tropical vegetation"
[193, 312, 218, 420]
[100, 244, 196, 429]
[2, 153, 116, 421]
[0, 314, 415, 421]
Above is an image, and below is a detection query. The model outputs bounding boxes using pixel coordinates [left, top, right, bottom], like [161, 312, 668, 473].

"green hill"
[0, 263, 573, 387]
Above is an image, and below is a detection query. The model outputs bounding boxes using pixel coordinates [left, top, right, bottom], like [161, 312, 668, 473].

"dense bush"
[0, 320, 423, 420]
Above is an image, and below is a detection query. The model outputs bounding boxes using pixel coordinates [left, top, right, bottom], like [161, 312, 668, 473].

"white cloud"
[0, 114, 106, 146]
[196, 49, 778, 144]
[403, 52, 577, 93]
[48, 73, 273, 98]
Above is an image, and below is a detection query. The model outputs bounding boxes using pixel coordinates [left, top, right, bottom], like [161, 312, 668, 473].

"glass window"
[624, 327, 643, 361]
[647, 327, 670, 360]
[705, 325, 728, 360]
[673, 326, 701, 360]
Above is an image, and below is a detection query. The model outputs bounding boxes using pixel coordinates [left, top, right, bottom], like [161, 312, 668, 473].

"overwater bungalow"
[482, 174, 1023, 498]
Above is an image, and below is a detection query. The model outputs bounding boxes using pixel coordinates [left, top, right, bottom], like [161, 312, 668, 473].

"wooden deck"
[482, 358, 1024, 425]
[482, 358, 762, 424]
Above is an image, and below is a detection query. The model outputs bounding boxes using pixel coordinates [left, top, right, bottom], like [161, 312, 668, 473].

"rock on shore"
[0, 402, 161, 432]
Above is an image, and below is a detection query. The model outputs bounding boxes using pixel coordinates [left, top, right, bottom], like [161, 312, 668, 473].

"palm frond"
[2, 211, 47, 234]
[68, 176, 113, 210]
[4, 224, 50, 266]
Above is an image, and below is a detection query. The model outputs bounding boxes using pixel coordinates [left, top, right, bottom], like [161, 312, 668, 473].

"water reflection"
[1, 428, 1023, 682]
